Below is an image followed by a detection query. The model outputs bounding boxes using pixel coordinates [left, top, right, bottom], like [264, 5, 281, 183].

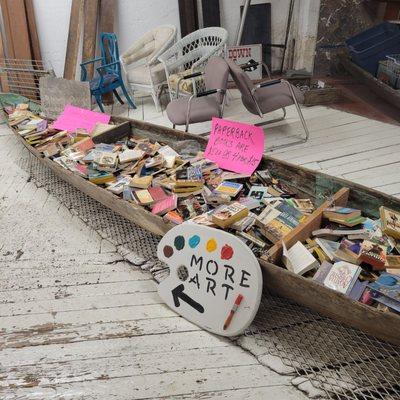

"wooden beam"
[201, 0, 220, 27]
[24, 0, 42, 61]
[82, 0, 99, 80]
[98, 0, 115, 104]
[178, 0, 198, 37]
[64, 0, 84, 80]
[0, 30, 9, 92]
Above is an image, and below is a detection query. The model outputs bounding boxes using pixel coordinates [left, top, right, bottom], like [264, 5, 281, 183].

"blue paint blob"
[174, 235, 185, 251]
[189, 235, 200, 249]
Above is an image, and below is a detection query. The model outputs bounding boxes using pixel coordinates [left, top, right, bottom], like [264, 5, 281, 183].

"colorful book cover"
[323, 261, 361, 294]
[152, 195, 178, 215]
[214, 181, 243, 197]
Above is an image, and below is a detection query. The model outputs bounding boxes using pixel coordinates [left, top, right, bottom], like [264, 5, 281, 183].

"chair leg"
[120, 82, 137, 109]
[95, 94, 105, 113]
[254, 107, 287, 127]
[113, 89, 124, 105]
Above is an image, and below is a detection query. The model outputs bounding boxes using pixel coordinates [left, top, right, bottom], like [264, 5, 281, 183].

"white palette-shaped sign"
[157, 224, 263, 337]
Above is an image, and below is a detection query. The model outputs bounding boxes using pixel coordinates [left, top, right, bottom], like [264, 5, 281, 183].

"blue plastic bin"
[346, 22, 400, 76]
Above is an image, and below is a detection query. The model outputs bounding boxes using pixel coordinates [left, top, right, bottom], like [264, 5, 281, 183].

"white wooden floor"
[0, 126, 306, 399]
[117, 89, 400, 198]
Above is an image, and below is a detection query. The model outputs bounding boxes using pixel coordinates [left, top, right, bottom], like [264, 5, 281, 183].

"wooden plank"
[98, 0, 115, 105]
[1, 316, 198, 349]
[82, 0, 99, 80]
[0, 331, 230, 366]
[0, 0, 36, 98]
[263, 187, 350, 264]
[0, 28, 9, 92]
[340, 55, 400, 111]
[2, 347, 256, 387]
[63, 0, 84, 80]
[24, 0, 42, 61]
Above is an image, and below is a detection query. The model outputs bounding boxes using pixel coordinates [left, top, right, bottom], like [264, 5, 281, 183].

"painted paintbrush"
[223, 294, 244, 330]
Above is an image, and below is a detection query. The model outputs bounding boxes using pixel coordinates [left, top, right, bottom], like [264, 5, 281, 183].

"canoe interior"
[13, 115, 400, 347]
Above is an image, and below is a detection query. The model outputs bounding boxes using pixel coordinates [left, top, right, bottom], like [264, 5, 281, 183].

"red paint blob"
[221, 244, 234, 260]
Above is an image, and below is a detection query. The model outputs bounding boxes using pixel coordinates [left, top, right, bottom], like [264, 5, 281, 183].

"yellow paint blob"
[206, 238, 217, 252]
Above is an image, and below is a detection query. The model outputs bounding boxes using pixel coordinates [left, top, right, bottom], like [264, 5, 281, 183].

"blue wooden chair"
[81, 32, 136, 112]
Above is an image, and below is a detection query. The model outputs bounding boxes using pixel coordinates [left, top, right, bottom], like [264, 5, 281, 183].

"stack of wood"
[64, 0, 115, 104]
[0, 0, 42, 96]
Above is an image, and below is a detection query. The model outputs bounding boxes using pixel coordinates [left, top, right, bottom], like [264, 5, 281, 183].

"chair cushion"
[90, 73, 119, 91]
[166, 96, 220, 125]
[126, 63, 166, 85]
[243, 82, 304, 115]
[168, 70, 194, 94]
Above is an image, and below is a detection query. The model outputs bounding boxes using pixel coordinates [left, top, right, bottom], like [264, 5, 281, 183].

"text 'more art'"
[157, 224, 263, 337]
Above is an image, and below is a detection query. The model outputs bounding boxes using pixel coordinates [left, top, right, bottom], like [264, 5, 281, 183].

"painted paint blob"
[174, 235, 185, 251]
[163, 245, 174, 258]
[206, 238, 217, 252]
[189, 235, 201, 249]
[221, 244, 234, 260]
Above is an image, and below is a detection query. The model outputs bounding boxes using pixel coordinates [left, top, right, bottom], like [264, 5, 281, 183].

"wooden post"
[98, 0, 115, 105]
[64, 0, 84, 80]
[24, 0, 42, 62]
[82, 0, 100, 80]
[201, 0, 220, 27]
[178, 0, 198, 37]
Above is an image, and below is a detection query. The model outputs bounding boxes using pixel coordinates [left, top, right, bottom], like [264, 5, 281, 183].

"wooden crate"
[304, 87, 340, 106]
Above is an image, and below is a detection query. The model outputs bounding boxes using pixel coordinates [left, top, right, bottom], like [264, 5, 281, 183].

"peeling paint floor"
[0, 125, 307, 399]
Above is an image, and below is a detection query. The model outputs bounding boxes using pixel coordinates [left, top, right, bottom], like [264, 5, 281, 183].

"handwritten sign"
[53, 105, 111, 133]
[157, 224, 262, 337]
[204, 118, 265, 175]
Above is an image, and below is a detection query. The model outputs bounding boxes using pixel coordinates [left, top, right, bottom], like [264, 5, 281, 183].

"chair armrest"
[97, 61, 121, 74]
[183, 71, 204, 80]
[81, 57, 103, 81]
[196, 88, 224, 97]
[257, 79, 282, 88]
[81, 57, 103, 66]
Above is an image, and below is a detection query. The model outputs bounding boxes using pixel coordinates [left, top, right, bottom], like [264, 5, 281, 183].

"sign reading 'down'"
[157, 224, 262, 337]
[227, 44, 262, 80]
[204, 118, 265, 175]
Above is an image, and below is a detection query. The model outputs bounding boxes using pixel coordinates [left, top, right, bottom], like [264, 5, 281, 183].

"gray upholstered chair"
[166, 57, 229, 132]
[227, 59, 309, 150]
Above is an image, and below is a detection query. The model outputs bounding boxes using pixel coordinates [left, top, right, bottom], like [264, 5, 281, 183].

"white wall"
[32, 0, 180, 78]
[31, 0, 318, 77]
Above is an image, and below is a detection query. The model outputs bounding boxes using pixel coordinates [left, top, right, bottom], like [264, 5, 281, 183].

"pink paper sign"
[53, 105, 111, 133]
[204, 118, 265, 175]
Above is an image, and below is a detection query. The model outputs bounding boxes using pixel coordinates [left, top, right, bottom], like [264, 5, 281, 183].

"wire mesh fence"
[0, 58, 54, 101]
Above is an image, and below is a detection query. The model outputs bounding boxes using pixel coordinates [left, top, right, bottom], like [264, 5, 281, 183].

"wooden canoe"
[12, 115, 400, 346]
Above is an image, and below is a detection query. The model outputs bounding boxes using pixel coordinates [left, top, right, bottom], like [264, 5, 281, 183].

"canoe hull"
[13, 115, 400, 346]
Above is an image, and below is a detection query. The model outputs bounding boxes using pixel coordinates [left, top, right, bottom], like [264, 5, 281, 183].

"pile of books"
[7, 102, 400, 316]
[282, 205, 400, 314]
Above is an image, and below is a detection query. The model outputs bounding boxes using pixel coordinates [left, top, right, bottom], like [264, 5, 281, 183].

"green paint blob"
[174, 235, 185, 251]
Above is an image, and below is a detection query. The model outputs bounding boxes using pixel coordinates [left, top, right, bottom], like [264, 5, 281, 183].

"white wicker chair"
[120, 25, 177, 112]
[158, 27, 228, 100]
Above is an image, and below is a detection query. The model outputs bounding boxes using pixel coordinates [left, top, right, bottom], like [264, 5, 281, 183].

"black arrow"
[172, 284, 204, 314]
